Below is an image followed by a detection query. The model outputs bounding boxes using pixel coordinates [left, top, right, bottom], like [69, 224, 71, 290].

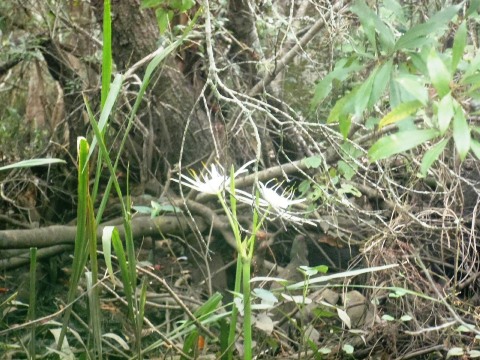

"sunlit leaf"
[382, 314, 395, 321]
[303, 156, 323, 169]
[337, 308, 351, 329]
[427, 49, 451, 98]
[400, 315, 412, 321]
[254, 313, 274, 334]
[446, 347, 464, 358]
[0, 158, 66, 171]
[452, 21, 467, 72]
[378, 100, 422, 129]
[452, 106, 470, 160]
[420, 138, 449, 177]
[436, 93, 455, 133]
[343, 344, 354, 354]
[395, 76, 428, 105]
[470, 140, 480, 160]
[368, 129, 438, 162]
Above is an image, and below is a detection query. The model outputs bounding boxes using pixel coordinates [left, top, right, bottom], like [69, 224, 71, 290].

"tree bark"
[92, 0, 214, 175]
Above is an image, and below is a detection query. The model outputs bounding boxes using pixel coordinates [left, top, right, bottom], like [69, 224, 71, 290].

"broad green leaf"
[436, 93, 455, 133]
[303, 156, 323, 169]
[451, 21, 467, 72]
[355, 68, 376, 116]
[453, 106, 470, 160]
[327, 88, 358, 123]
[368, 129, 438, 162]
[427, 49, 451, 98]
[420, 138, 448, 176]
[369, 60, 392, 108]
[0, 158, 66, 171]
[394, 5, 461, 51]
[141, 0, 163, 8]
[378, 100, 422, 129]
[395, 76, 428, 105]
[467, 0, 480, 16]
[470, 140, 480, 160]
[350, 0, 395, 53]
[339, 114, 352, 139]
[156, 8, 173, 34]
[310, 59, 363, 110]
[350, 0, 376, 51]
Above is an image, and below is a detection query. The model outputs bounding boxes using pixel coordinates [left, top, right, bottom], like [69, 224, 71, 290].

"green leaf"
[369, 60, 393, 108]
[339, 114, 352, 139]
[378, 100, 423, 129]
[394, 5, 461, 51]
[310, 59, 363, 110]
[156, 8, 173, 34]
[0, 158, 66, 171]
[354, 68, 376, 116]
[436, 93, 455, 133]
[470, 140, 480, 160]
[350, 0, 377, 51]
[467, 0, 480, 16]
[303, 156, 323, 169]
[102, 226, 119, 287]
[88, 74, 123, 162]
[427, 49, 451, 98]
[368, 129, 438, 162]
[452, 106, 470, 160]
[327, 88, 358, 123]
[420, 138, 449, 176]
[395, 76, 428, 105]
[141, 0, 164, 8]
[350, 0, 395, 53]
[451, 21, 467, 72]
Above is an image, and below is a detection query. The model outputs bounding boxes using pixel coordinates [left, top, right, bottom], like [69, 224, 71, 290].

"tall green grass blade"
[92, 0, 113, 204]
[101, 0, 112, 108]
[111, 228, 134, 318]
[28, 247, 37, 360]
[0, 158, 65, 171]
[87, 195, 102, 359]
[57, 137, 91, 350]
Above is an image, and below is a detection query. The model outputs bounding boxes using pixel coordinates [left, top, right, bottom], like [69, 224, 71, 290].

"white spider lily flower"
[234, 181, 316, 226]
[258, 181, 306, 210]
[174, 160, 254, 195]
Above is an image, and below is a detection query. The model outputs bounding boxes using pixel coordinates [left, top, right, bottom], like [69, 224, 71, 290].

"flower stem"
[242, 256, 252, 360]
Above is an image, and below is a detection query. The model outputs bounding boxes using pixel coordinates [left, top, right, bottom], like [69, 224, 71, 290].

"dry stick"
[0, 215, 206, 249]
